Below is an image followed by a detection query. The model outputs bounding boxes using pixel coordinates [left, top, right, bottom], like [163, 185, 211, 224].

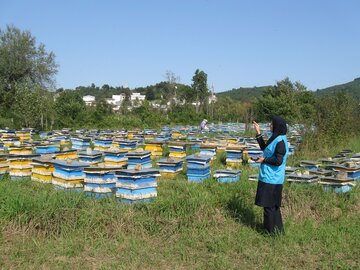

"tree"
[0, 25, 58, 110]
[101, 84, 110, 91]
[145, 88, 156, 101]
[254, 77, 316, 125]
[191, 69, 209, 114]
[54, 90, 86, 127]
[315, 92, 359, 140]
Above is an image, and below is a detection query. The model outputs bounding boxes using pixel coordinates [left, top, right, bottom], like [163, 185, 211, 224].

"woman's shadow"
[226, 195, 264, 234]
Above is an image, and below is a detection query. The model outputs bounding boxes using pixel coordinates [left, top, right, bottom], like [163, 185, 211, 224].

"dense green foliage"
[0, 25, 57, 112]
[192, 69, 209, 113]
[0, 26, 57, 129]
[218, 85, 269, 102]
[254, 78, 316, 125]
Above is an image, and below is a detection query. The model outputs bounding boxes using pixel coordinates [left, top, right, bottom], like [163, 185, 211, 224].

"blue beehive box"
[186, 154, 211, 182]
[51, 135, 70, 146]
[189, 138, 202, 151]
[84, 166, 118, 198]
[103, 150, 128, 167]
[214, 170, 241, 183]
[94, 138, 113, 151]
[199, 144, 217, 160]
[225, 146, 244, 166]
[157, 158, 183, 175]
[247, 148, 263, 158]
[35, 143, 60, 154]
[78, 149, 103, 164]
[117, 140, 138, 150]
[126, 150, 152, 169]
[319, 173, 356, 193]
[71, 137, 91, 150]
[115, 168, 160, 203]
[52, 160, 89, 191]
[168, 141, 187, 159]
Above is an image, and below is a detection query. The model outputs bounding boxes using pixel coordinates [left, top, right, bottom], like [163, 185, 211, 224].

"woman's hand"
[253, 121, 260, 135]
[256, 157, 265, 163]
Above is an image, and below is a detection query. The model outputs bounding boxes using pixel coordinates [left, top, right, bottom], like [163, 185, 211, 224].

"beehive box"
[78, 149, 103, 164]
[157, 158, 183, 178]
[31, 157, 54, 183]
[144, 141, 164, 158]
[54, 149, 78, 160]
[213, 170, 241, 183]
[103, 150, 128, 167]
[126, 150, 152, 169]
[115, 168, 160, 203]
[0, 154, 9, 180]
[84, 165, 119, 198]
[94, 138, 113, 152]
[8, 154, 39, 181]
[168, 141, 187, 159]
[52, 160, 89, 191]
[186, 154, 211, 182]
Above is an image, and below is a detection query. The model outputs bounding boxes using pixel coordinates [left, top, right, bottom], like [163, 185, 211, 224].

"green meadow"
[0, 138, 359, 269]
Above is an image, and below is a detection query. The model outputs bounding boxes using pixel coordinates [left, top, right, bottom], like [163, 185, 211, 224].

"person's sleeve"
[256, 134, 267, 150]
[263, 140, 286, 166]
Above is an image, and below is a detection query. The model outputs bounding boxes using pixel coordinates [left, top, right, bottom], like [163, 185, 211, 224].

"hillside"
[316, 77, 360, 100]
[218, 77, 360, 102]
[217, 86, 271, 102]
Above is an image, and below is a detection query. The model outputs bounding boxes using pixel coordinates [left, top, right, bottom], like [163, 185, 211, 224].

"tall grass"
[0, 139, 359, 269]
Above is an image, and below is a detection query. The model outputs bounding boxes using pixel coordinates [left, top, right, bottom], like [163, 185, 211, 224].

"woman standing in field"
[253, 116, 288, 235]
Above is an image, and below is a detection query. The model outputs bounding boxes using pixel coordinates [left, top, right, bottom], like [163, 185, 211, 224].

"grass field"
[0, 138, 359, 269]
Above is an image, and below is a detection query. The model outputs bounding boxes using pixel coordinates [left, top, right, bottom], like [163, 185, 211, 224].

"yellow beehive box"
[52, 175, 84, 188]
[55, 150, 78, 160]
[8, 146, 33, 155]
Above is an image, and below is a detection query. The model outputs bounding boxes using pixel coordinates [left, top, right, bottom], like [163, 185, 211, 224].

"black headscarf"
[266, 116, 287, 146]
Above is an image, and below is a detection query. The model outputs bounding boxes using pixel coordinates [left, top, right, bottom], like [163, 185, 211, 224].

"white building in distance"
[106, 94, 126, 106]
[208, 93, 217, 103]
[83, 95, 96, 106]
[130, 93, 146, 102]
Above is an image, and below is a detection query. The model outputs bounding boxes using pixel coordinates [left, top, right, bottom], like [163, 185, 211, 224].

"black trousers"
[263, 206, 284, 234]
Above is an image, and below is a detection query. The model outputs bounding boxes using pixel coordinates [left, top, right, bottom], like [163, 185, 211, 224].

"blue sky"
[1, 0, 359, 92]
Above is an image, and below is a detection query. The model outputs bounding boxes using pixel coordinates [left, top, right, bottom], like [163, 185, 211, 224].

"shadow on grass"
[226, 196, 264, 234]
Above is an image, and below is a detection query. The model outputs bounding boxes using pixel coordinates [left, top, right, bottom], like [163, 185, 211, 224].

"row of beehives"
[0, 149, 243, 203]
[0, 133, 299, 178]
[0, 130, 299, 160]
[0, 122, 301, 147]
[248, 150, 360, 193]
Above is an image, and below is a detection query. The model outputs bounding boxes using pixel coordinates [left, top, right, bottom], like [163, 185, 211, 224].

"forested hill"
[316, 77, 360, 100]
[218, 77, 360, 101]
[216, 86, 271, 102]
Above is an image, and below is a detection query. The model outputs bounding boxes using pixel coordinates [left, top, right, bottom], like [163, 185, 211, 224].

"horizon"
[1, 0, 359, 92]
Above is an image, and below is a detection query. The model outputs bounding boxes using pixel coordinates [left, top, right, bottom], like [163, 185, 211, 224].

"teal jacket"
[259, 135, 288, 185]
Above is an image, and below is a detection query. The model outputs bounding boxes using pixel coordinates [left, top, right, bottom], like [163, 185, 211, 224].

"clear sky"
[1, 0, 359, 92]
